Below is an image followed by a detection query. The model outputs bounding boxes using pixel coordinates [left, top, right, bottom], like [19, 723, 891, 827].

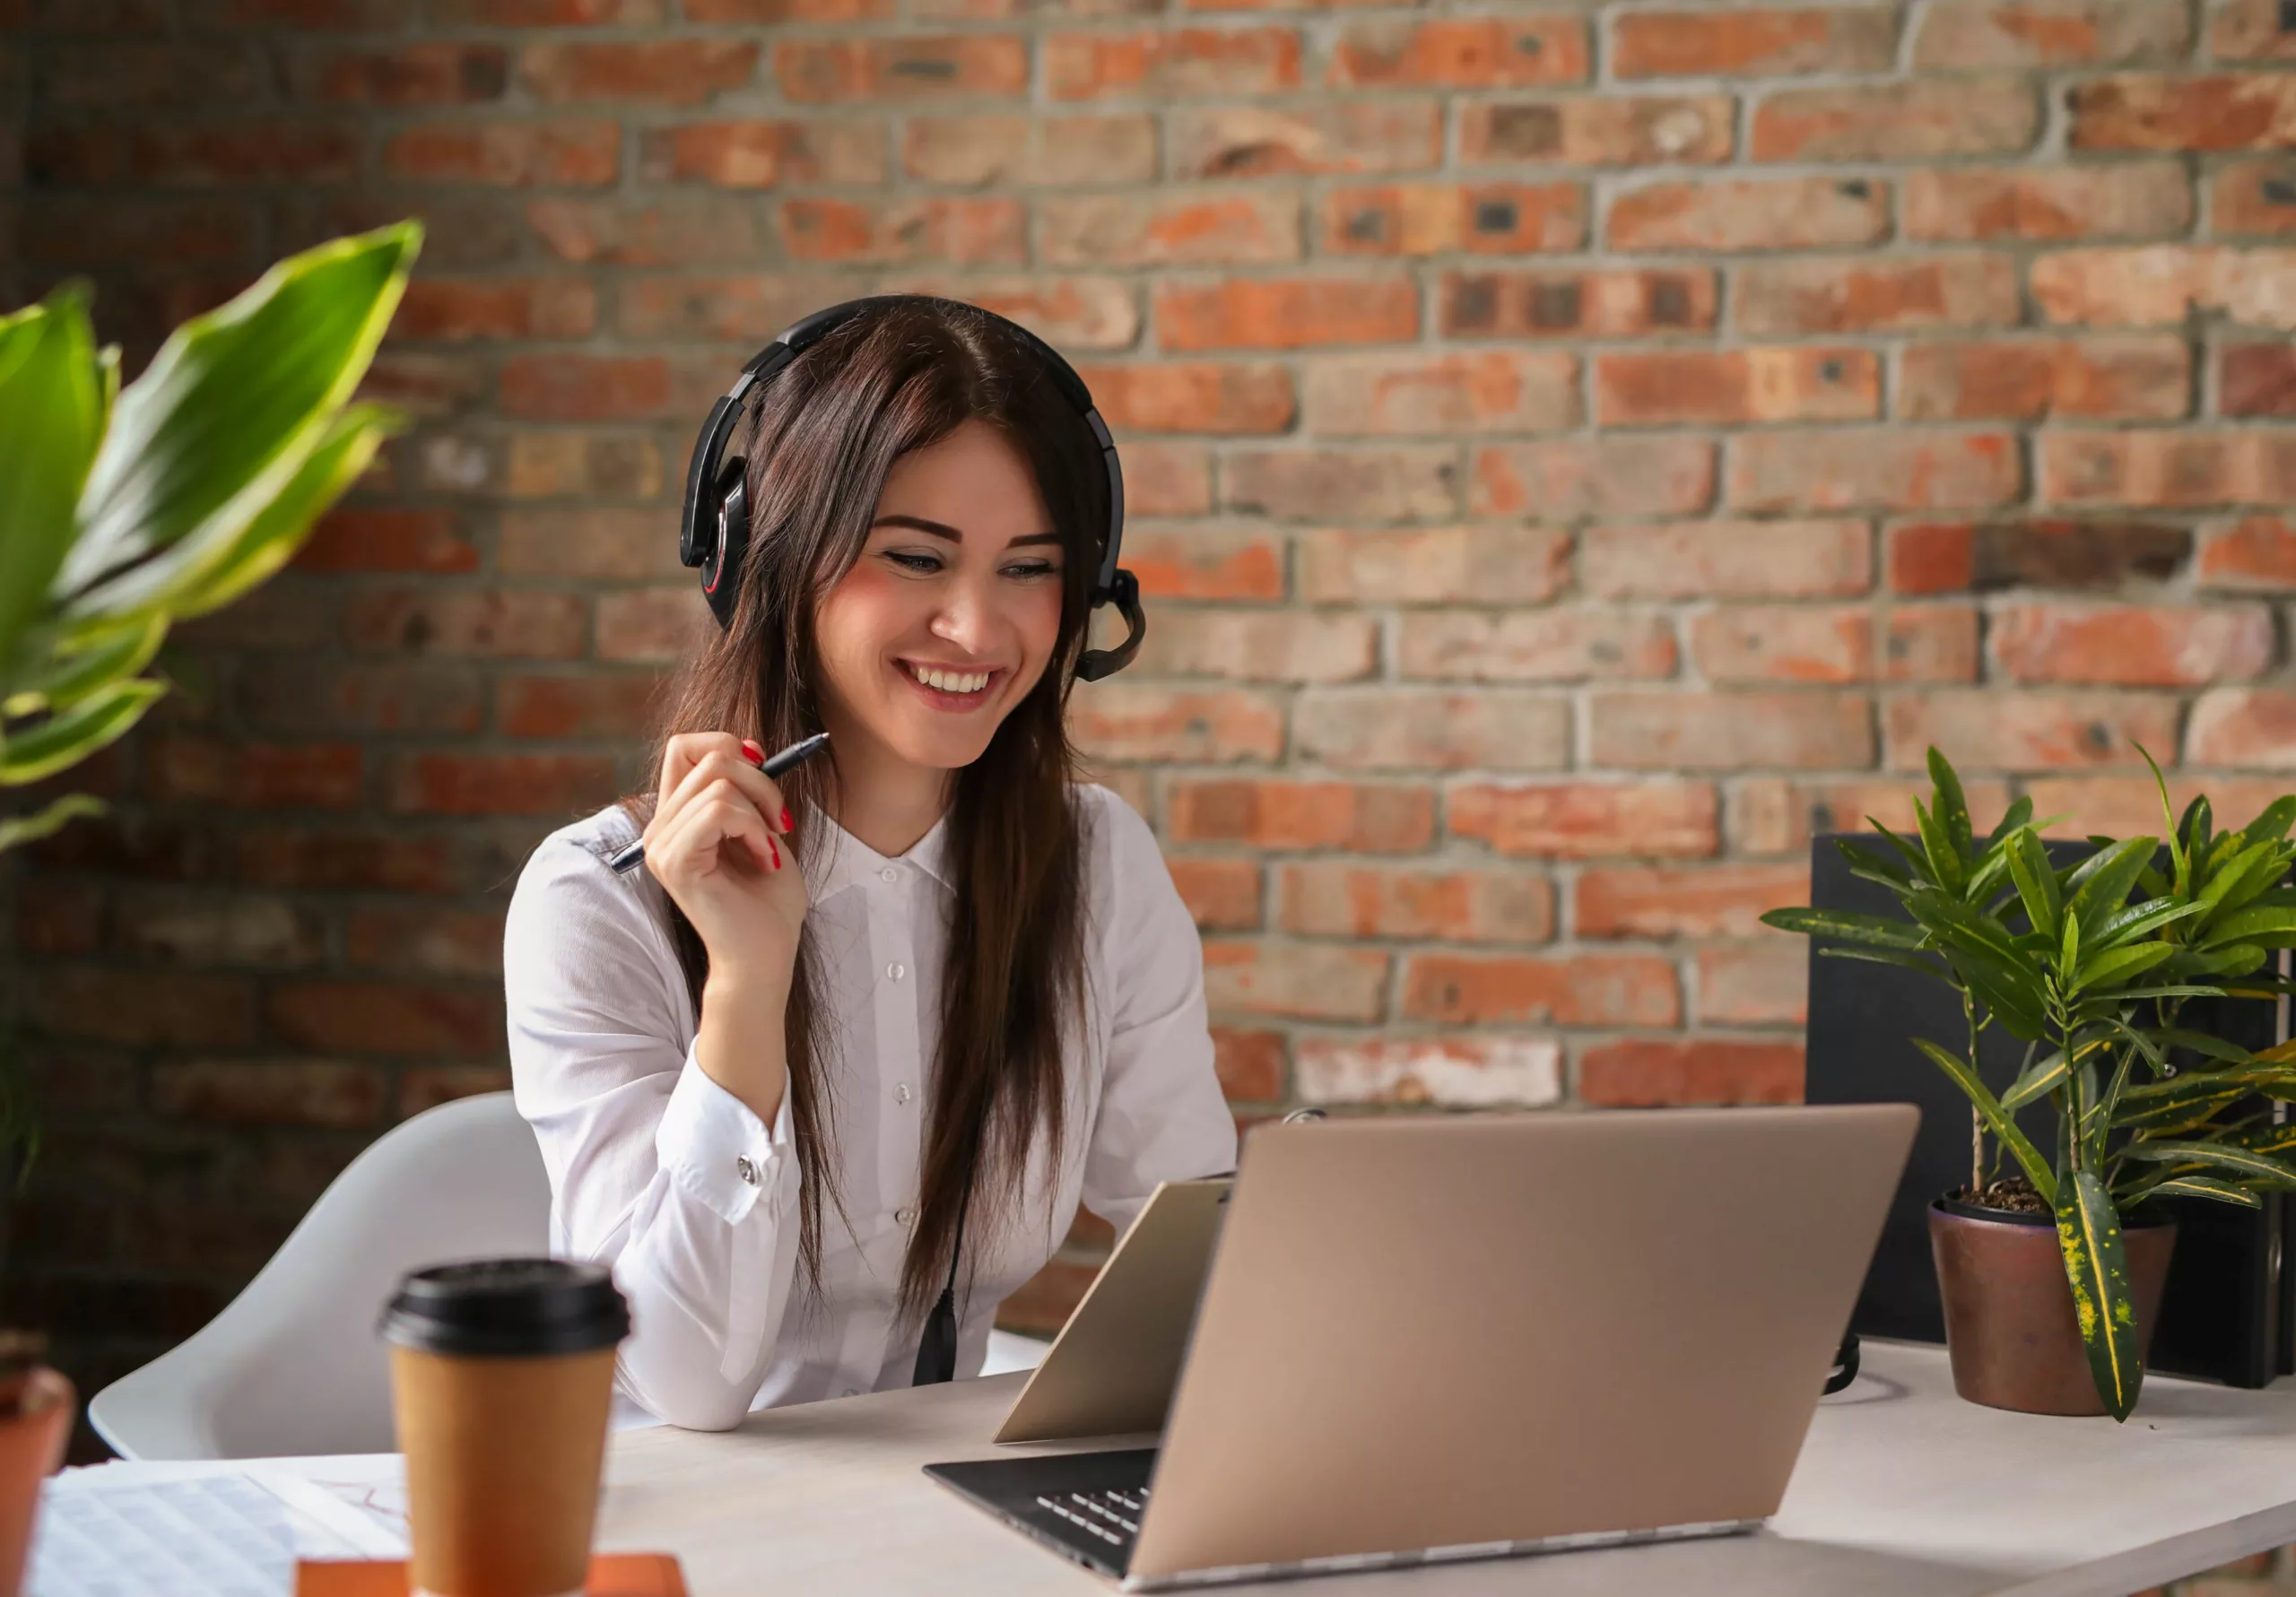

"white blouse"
[502, 783, 1238, 1431]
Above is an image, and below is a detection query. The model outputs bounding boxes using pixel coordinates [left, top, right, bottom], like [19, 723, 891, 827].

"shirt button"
[894, 1082, 913, 1105]
[887, 961, 906, 981]
[896, 1206, 916, 1226]
[880, 866, 899, 883]
[735, 1155, 761, 1187]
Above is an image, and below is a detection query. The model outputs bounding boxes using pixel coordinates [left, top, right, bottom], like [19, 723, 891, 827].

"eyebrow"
[871, 514, 1063, 550]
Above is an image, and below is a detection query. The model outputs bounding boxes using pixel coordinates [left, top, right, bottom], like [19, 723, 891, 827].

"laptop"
[928, 1103, 1918, 1590]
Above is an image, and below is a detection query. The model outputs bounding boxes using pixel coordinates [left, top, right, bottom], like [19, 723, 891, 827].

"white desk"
[590, 1341, 2296, 1596]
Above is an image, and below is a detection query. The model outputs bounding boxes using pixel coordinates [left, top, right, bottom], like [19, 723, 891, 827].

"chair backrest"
[89, 1092, 550, 1461]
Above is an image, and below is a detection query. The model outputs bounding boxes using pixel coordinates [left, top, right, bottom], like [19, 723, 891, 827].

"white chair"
[90, 1090, 1052, 1459]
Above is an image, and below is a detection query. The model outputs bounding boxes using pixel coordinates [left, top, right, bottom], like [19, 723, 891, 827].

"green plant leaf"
[0, 792, 106, 855]
[1835, 837, 1913, 888]
[58, 221, 421, 622]
[0, 677, 165, 785]
[1915, 797, 1966, 897]
[2241, 796, 2296, 848]
[1868, 819, 1934, 887]
[1760, 907, 1925, 949]
[2006, 828, 2060, 942]
[2072, 941, 2174, 996]
[1928, 746, 1974, 861]
[1911, 1037, 2055, 1202]
[2002, 1047, 2071, 1112]
[1982, 794, 2035, 855]
[0, 286, 105, 688]
[2204, 905, 2296, 950]
[2198, 839, 2293, 924]
[3, 613, 165, 716]
[2151, 1029, 2255, 1067]
[1817, 945, 1951, 978]
[2092, 897, 2203, 951]
[2138, 744, 2187, 896]
[2139, 1175, 2263, 1209]
[2120, 1140, 2296, 1185]
[2066, 838, 2156, 937]
[174, 404, 396, 619]
[2057, 1167, 2143, 1421]
[2182, 794, 2214, 870]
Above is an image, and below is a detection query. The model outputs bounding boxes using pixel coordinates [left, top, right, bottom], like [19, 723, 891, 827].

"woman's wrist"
[695, 966, 794, 1126]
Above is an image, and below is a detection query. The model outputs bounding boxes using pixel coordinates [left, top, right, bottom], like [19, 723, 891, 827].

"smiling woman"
[499, 298, 1235, 1432]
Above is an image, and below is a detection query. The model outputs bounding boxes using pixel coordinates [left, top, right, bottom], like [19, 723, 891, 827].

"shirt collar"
[807, 807, 954, 901]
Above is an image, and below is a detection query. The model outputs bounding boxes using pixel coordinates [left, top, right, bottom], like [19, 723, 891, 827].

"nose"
[927, 569, 1001, 656]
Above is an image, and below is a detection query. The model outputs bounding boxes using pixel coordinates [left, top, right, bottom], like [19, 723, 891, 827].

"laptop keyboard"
[1034, 1487, 1150, 1549]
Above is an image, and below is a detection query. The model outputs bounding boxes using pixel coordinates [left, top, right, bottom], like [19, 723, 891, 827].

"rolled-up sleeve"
[1078, 793, 1240, 1238]
[504, 837, 802, 1430]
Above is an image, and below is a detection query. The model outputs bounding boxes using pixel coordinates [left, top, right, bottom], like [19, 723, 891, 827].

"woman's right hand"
[644, 733, 804, 993]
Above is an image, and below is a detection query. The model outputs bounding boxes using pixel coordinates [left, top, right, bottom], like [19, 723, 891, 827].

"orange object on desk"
[296, 1553, 686, 1596]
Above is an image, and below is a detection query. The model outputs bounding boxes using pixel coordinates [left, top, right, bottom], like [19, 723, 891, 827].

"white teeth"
[908, 663, 990, 695]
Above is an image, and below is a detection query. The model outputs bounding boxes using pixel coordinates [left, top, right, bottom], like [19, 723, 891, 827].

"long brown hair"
[629, 299, 1102, 1326]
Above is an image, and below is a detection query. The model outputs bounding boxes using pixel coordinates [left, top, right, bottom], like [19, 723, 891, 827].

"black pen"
[608, 732, 831, 876]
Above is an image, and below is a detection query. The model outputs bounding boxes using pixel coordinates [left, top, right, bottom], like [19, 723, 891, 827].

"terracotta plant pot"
[0, 1367, 73, 1597]
[1928, 1198, 2176, 1417]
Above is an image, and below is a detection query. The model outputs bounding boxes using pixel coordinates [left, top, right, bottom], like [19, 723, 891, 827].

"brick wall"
[8, 0, 2296, 1467]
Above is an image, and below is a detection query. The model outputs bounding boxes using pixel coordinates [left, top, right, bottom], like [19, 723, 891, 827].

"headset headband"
[676, 295, 1144, 681]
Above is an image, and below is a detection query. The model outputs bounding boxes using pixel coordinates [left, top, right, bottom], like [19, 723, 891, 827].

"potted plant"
[0, 221, 421, 1558]
[1764, 749, 2296, 1421]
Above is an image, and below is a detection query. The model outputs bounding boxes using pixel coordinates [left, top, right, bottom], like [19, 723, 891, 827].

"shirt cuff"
[656, 1045, 796, 1226]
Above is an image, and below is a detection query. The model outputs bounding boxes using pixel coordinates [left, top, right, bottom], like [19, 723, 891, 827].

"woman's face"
[813, 419, 1067, 777]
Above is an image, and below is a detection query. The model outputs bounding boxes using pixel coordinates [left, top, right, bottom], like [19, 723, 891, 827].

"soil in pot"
[1928, 1192, 2176, 1417]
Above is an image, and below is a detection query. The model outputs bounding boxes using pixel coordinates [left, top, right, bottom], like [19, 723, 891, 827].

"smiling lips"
[901, 659, 997, 705]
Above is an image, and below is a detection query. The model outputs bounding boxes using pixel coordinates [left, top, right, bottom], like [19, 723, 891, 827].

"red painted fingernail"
[781, 807, 793, 833]
[770, 837, 780, 868]
[742, 740, 764, 767]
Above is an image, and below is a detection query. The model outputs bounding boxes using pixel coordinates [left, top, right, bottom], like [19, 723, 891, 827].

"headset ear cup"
[701, 471, 748, 629]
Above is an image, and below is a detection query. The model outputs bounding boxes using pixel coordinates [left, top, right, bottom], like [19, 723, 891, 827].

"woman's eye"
[1005, 562, 1058, 579]
[886, 551, 941, 573]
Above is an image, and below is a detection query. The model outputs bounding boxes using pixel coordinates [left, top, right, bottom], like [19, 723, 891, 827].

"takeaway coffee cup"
[380, 1259, 631, 1597]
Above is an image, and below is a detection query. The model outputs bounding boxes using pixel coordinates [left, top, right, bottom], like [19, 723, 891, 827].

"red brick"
[196, 0, 412, 21]
[2188, 690, 2296, 767]
[1448, 780, 1718, 859]
[344, 907, 507, 978]
[19, 197, 257, 265]
[780, 197, 1025, 265]
[1279, 862, 1552, 942]
[429, 0, 660, 17]
[1735, 254, 2020, 334]
[1581, 521, 1873, 600]
[1754, 79, 2040, 161]
[2043, 430, 2296, 507]
[1296, 1037, 1561, 1107]
[1044, 193, 1298, 266]
[1323, 181, 1584, 256]
[1396, 610, 1677, 681]
[151, 1060, 382, 1129]
[1580, 1038, 1804, 1107]
[1459, 94, 1733, 166]
[1888, 609, 1984, 683]
[293, 508, 477, 574]
[498, 508, 681, 580]
[1137, 610, 1375, 681]
[312, 42, 506, 103]
[29, 120, 361, 186]
[1202, 940, 1388, 1020]
[2221, 342, 2296, 414]
[518, 39, 756, 103]
[637, 119, 884, 187]
[266, 980, 503, 1057]
[774, 36, 1027, 102]
[886, 276, 1140, 350]
[1293, 688, 1570, 771]
[1615, 6, 1894, 77]
[685, 0, 884, 15]
[499, 353, 673, 421]
[109, 888, 328, 970]
[1577, 863, 1812, 940]
[1696, 943, 1807, 1026]
[1914, 1, 2188, 66]
[358, 352, 486, 421]
[1124, 525, 1286, 601]
[1303, 350, 1578, 435]
[239, 663, 484, 736]
[1885, 690, 2179, 770]
[1168, 778, 1436, 851]
[497, 673, 665, 738]
[16, 882, 102, 958]
[1211, 1027, 1285, 1103]
[1992, 603, 2273, 685]
[1608, 175, 1885, 252]
[2199, 515, 2296, 588]
[1225, 447, 1457, 521]
[1883, 519, 2192, 593]
[1731, 776, 2013, 856]
[144, 734, 361, 811]
[386, 752, 618, 815]
[1440, 267, 1717, 339]
[232, 828, 462, 894]
[1731, 430, 2022, 512]
[345, 590, 587, 657]
[1076, 363, 1295, 434]
[1330, 17, 1587, 87]
[396, 278, 595, 341]
[1123, 445, 1213, 515]
[1168, 101, 1441, 178]
[505, 432, 664, 499]
[1596, 347, 1877, 427]
[1299, 525, 1570, 603]
[2021, 775, 2296, 839]
[1904, 163, 2189, 241]
[1689, 608, 1873, 685]
[901, 114, 1156, 187]
[2209, 161, 2296, 235]
[1592, 691, 1874, 771]
[30, 968, 256, 1049]
[398, 1068, 516, 1117]
[2213, 0, 2296, 59]
[2033, 245, 2296, 327]
[1068, 684, 1286, 762]
[2072, 74, 2296, 151]
[596, 587, 707, 664]
[1472, 438, 1716, 517]
[616, 275, 836, 341]
[1047, 28, 1300, 99]
[1154, 275, 1415, 350]
[1898, 336, 2188, 421]
[1168, 857, 1263, 931]
[382, 118, 618, 185]
[1402, 951, 1679, 1027]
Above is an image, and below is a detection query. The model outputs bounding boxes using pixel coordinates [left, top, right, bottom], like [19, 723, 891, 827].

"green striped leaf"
[1911, 1037, 2055, 1202]
[2073, 940, 2172, 996]
[2006, 828, 2060, 942]
[2241, 796, 2296, 848]
[1927, 746, 1973, 861]
[1915, 797, 1966, 898]
[1761, 907, 1924, 949]
[2067, 838, 2157, 938]
[2057, 1168, 2144, 1422]
[2119, 1141, 2296, 1186]
[2145, 1176, 2263, 1209]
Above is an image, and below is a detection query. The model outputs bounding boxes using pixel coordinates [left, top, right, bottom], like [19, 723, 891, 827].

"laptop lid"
[995, 1177, 1231, 1444]
[1127, 1104, 1919, 1585]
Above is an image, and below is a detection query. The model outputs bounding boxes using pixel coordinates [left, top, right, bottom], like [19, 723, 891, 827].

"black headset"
[678, 294, 1146, 681]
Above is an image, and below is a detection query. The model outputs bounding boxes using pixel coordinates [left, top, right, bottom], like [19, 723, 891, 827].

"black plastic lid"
[379, 1258, 630, 1358]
